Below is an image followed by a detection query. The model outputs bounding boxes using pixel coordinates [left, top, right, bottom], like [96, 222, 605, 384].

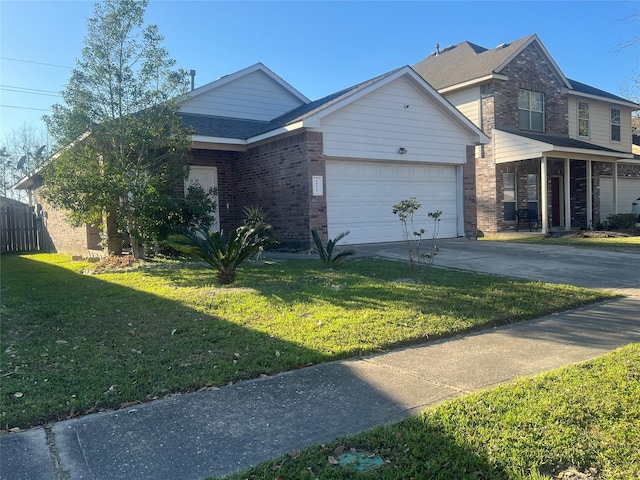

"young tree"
[43, 0, 201, 258]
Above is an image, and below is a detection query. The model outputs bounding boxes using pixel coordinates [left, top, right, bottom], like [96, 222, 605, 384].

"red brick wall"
[494, 44, 568, 135]
[463, 145, 478, 237]
[234, 131, 325, 249]
[474, 44, 570, 233]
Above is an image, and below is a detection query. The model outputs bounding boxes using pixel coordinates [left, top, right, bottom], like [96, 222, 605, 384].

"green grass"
[487, 234, 640, 252]
[219, 343, 640, 480]
[1, 253, 614, 429]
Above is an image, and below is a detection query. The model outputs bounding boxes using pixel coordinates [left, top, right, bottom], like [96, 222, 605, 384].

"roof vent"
[435, 43, 440, 56]
[496, 42, 510, 49]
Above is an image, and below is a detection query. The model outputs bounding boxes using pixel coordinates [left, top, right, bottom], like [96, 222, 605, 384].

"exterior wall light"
[398, 147, 408, 154]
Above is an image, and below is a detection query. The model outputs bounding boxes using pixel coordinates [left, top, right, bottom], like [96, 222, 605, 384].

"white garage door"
[326, 159, 459, 244]
[600, 177, 640, 218]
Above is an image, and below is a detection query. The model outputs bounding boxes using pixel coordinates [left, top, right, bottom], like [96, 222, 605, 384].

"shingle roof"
[567, 78, 633, 104]
[179, 114, 268, 139]
[413, 35, 533, 90]
[180, 68, 403, 140]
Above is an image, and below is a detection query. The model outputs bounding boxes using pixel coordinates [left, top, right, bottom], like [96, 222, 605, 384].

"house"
[17, 63, 488, 254]
[179, 63, 488, 248]
[413, 34, 640, 234]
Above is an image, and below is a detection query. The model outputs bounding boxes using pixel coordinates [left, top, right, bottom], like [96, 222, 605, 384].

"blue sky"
[1, 0, 639, 141]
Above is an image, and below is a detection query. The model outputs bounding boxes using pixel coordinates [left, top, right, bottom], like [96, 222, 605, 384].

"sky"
[1, 0, 639, 144]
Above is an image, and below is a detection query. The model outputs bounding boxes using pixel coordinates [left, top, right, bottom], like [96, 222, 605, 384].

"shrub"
[602, 213, 639, 231]
[311, 229, 355, 268]
[392, 198, 442, 270]
[168, 225, 272, 285]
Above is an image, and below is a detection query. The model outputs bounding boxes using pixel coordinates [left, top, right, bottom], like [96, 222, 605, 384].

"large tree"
[43, 0, 208, 257]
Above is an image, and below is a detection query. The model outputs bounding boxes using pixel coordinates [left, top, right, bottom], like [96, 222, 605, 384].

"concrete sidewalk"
[2, 241, 639, 480]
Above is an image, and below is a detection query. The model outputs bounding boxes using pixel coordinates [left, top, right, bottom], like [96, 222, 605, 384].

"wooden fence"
[0, 204, 47, 253]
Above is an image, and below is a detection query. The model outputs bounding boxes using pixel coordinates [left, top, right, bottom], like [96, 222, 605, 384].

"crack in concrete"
[44, 426, 69, 480]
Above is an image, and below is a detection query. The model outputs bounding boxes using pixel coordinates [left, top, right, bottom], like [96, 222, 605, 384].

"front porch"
[493, 129, 635, 234]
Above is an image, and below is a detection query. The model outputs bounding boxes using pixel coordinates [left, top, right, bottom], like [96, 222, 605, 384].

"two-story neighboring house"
[414, 34, 640, 235]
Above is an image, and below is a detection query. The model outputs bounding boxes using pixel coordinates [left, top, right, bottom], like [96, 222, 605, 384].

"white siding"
[567, 97, 633, 152]
[445, 87, 481, 127]
[320, 78, 471, 164]
[494, 130, 545, 163]
[600, 176, 640, 218]
[326, 159, 459, 244]
[180, 70, 305, 120]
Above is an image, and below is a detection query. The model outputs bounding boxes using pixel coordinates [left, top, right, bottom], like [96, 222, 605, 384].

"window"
[518, 89, 545, 131]
[526, 174, 539, 213]
[503, 173, 516, 221]
[578, 102, 589, 137]
[611, 108, 621, 142]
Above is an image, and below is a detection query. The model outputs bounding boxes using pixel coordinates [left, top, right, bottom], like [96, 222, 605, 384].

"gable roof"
[186, 65, 489, 146]
[183, 62, 309, 106]
[413, 34, 639, 109]
[413, 34, 569, 91]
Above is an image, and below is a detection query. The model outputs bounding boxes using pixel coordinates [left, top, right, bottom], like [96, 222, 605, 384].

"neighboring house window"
[503, 173, 516, 221]
[611, 108, 621, 142]
[527, 174, 539, 213]
[578, 102, 589, 137]
[518, 89, 544, 132]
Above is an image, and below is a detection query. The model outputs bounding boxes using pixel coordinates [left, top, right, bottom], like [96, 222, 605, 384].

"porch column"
[586, 160, 593, 229]
[564, 158, 571, 231]
[613, 161, 619, 214]
[541, 155, 548, 234]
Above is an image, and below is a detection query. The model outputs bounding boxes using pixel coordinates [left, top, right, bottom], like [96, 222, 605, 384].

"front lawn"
[221, 343, 640, 480]
[489, 232, 640, 252]
[1, 254, 614, 429]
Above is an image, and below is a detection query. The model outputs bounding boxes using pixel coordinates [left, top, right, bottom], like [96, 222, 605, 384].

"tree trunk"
[103, 208, 123, 256]
[131, 238, 145, 259]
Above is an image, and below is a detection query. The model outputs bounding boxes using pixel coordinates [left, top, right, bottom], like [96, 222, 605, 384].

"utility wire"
[0, 104, 51, 112]
[1, 87, 60, 97]
[0, 56, 72, 69]
[1, 85, 60, 94]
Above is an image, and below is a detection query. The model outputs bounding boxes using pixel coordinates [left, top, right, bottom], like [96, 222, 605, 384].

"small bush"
[168, 225, 272, 284]
[311, 229, 355, 268]
[602, 213, 639, 231]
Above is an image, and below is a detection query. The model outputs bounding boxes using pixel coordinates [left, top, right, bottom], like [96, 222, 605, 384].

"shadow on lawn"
[1, 254, 330, 428]
[1, 254, 510, 480]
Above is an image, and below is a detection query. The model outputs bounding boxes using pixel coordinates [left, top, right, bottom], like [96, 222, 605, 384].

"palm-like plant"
[169, 225, 272, 285]
[311, 229, 355, 268]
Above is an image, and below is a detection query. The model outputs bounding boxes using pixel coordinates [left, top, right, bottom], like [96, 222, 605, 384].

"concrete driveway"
[353, 238, 640, 295]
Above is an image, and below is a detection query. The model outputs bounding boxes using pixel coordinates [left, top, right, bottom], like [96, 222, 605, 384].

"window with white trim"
[518, 89, 544, 132]
[526, 174, 539, 213]
[578, 102, 589, 137]
[503, 173, 516, 221]
[611, 108, 621, 142]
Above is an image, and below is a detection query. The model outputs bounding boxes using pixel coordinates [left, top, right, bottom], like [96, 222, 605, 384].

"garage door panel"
[600, 177, 640, 218]
[326, 159, 459, 244]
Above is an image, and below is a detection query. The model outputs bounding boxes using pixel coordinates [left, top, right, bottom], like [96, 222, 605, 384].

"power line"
[0, 56, 72, 70]
[0, 104, 51, 112]
[1, 87, 60, 97]
[1, 85, 60, 94]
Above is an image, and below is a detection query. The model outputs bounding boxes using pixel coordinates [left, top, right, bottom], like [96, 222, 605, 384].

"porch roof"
[493, 129, 634, 164]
